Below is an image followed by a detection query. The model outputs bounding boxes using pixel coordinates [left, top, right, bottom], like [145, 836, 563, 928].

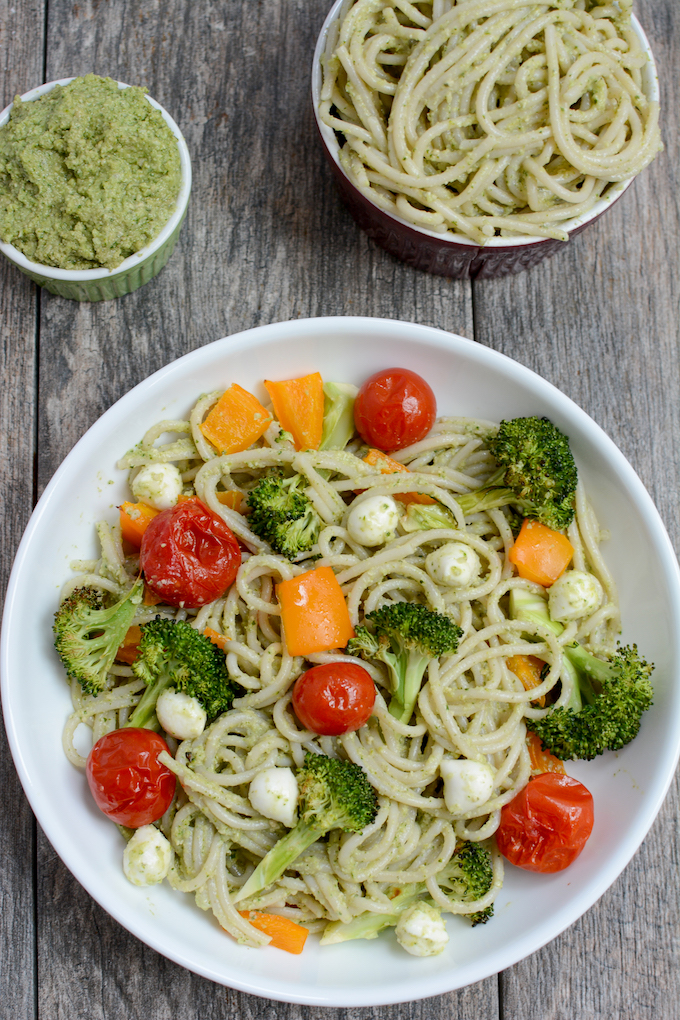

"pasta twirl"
[319, 0, 662, 243]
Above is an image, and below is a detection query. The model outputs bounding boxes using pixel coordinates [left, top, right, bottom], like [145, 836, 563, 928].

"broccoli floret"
[510, 588, 654, 759]
[321, 840, 494, 944]
[235, 752, 378, 902]
[319, 382, 358, 450]
[246, 470, 322, 560]
[439, 840, 494, 925]
[127, 617, 242, 729]
[528, 643, 654, 761]
[456, 416, 577, 531]
[347, 602, 462, 724]
[53, 578, 144, 695]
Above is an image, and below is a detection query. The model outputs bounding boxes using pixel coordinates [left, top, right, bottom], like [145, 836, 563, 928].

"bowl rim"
[2, 315, 680, 1006]
[0, 76, 192, 280]
[312, 2, 660, 251]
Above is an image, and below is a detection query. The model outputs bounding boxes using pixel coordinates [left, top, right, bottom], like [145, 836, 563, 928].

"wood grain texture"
[0, 4, 46, 1019]
[0, 0, 677, 1016]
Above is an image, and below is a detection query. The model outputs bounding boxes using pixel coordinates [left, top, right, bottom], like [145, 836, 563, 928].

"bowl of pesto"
[0, 74, 192, 301]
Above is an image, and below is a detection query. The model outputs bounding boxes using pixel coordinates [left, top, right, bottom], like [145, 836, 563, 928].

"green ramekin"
[0, 78, 192, 301]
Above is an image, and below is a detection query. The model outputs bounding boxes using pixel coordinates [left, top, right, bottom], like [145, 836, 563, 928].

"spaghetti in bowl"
[3, 317, 680, 1005]
[313, 0, 662, 278]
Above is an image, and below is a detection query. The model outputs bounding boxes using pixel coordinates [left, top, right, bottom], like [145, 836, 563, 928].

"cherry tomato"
[292, 662, 376, 735]
[86, 728, 176, 828]
[140, 498, 241, 607]
[354, 368, 437, 452]
[496, 773, 594, 873]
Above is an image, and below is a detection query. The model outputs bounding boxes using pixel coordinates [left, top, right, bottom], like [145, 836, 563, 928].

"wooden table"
[1, 2, 678, 1017]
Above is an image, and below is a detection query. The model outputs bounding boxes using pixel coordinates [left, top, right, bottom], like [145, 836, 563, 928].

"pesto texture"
[0, 75, 182, 269]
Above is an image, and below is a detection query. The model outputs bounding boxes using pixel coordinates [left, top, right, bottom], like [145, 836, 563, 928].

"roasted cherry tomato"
[354, 368, 437, 452]
[140, 498, 241, 607]
[86, 728, 176, 828]
[496, 773, 594, 873]
[292, 662, 376, 735]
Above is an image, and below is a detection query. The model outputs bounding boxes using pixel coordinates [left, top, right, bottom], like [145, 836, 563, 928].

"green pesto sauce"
[0, 74, 182, 269]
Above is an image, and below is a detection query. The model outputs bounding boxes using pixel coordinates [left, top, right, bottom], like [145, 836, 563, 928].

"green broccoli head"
[298, 751, 378, 833]
[234, 753, 378, 903]
[128, 617, 242, 728]
[53, 578, 144, 695]
[439, 841, 494, 926]
[348, 602, 462, 724]
[528, 643, 654, 760]
[457, 416, 577, 530]
[246, 470, 322, 560]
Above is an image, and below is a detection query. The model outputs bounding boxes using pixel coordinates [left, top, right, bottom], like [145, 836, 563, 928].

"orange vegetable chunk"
[216, 490, 244, 512]
[119, 501, 160, 547]
[264, 372, 324, 451]
[200, 383, 273, 455]
[237, 911, 309, 954]
[527, 731, 567, 775]
[115, 624, 142, 665]
[507, 653, 547, 707]
[362, 448, 436, 505]
[204, 626, 228, 650]
[508, 519, 574, 586]
[278, 566, 354, 656]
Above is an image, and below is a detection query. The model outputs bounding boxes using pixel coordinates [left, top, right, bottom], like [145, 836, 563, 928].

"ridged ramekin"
[312, 3, 660, 280]
[0, 78, 192, 301]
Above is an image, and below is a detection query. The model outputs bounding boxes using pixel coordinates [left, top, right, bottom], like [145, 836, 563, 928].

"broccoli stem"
[564, 643, 606, 706]
[388, 652, 430, 724]
[509, 588, 582, 712]
[126, 674, 174, 729]
[321, 886, 421, 944]
[234, 818, 325, 903]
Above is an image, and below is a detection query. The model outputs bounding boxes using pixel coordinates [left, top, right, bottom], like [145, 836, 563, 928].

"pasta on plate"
[57, 379, 621, 952]
[319, 0, 662, 243]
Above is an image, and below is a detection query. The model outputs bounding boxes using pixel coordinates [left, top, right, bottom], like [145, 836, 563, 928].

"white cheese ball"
[123, 825, 172, 887]
[395, 901, 449, 957]
[249, 766, 299, 828]
[131, 463, 183, 510]
[347, 495, 400, 547]
[440, 758, 495, 815]
[548, 569, 604, 622]
[156, 688, 207, 740]
[425, 542, 481, 587]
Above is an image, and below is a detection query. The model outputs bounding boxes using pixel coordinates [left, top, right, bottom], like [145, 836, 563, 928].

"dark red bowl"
[312, 1, 657, 280]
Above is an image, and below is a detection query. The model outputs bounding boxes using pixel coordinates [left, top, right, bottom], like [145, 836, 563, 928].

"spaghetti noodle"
[59, 390, 620, 949]
[319, 0, 662, 243]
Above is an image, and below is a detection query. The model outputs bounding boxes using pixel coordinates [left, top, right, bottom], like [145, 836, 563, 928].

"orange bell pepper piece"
[216, 490, 244, 512]
[204, 626, 228, 650]
[115, 624, 143, 664]
[526, 730, 566, 775]
[508, 519, 574, 586]
[200, 383, 273, 455]
[264, 373, 324, 451]
[362, 449, 436, 506]
[278, 566, 354, 656]
[507, 653, 547, 707]
[119, 501, 159, 547]
[237, 911, 309, 954]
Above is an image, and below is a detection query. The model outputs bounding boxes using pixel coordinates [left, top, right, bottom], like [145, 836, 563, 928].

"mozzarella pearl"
[426, 542, 481, 587]
[395, 902, 449, 957]
[440, 758, 495, 814]
[548, 570, 604, 622]
[249, 766, 299, 828]
[346, 495, 401, 547]
[131, 463, 183, 510]
[156, 688, 207, 740]
[123, 825, 172, 887]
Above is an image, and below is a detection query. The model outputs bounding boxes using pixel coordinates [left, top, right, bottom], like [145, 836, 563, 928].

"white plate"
[3, 317, 680, 1006]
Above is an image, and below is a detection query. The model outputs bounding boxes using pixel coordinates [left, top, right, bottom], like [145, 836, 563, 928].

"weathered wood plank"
[0, 3, 47, 1019]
